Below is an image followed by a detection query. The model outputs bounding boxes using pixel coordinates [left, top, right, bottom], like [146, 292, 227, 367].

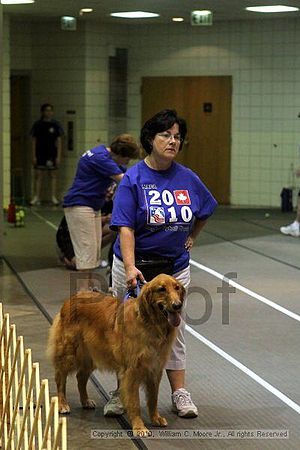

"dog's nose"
[172, 302, 182, 311]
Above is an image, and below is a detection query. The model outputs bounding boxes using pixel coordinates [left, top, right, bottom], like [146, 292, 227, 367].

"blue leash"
[123, 279, 145, 302]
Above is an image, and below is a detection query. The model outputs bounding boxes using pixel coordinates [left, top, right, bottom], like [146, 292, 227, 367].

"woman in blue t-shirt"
[63, 134, 139, 292]
[108, 110, 217, 419]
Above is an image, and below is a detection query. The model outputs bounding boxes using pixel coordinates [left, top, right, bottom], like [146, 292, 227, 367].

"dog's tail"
[47, 313, 61, 362]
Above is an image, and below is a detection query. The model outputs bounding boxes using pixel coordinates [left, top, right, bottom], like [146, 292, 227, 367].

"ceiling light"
[172, 17, 184, 22]
[1, 0, 34, 3]
[110, 11, 159, 19]
[80, 8, 93, 13]
[246, 5, 299, 13]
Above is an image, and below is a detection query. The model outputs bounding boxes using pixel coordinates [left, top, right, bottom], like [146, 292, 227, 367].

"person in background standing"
[30, 103, 64, 206]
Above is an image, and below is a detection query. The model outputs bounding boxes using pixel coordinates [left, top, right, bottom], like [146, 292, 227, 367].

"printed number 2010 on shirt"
[146, 189, 193, 225]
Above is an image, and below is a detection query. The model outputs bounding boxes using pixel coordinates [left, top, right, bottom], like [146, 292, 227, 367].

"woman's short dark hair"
[140, 109, 187, 154]
[110, 134, 140, 159]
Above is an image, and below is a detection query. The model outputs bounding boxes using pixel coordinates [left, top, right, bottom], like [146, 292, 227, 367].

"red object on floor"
[7, 200, 16, 223]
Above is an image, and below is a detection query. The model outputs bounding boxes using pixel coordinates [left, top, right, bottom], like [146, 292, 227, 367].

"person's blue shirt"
[63, 145, 123, 211]
[111, 160, 217, 274]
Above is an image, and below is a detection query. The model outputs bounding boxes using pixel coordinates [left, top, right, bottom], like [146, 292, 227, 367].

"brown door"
[10, 75, 31, 203]
[142, 76, 231, 204]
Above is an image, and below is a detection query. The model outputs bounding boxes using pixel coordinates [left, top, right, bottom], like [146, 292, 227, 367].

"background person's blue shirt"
[111, 160, 217, 274]
[63, 145, 123, 211]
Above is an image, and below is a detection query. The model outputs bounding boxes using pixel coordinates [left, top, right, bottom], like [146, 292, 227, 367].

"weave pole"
[0, 303, 68, 449]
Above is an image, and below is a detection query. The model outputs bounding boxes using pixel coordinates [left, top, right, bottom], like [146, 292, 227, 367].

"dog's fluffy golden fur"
[47, 274, 185, 435]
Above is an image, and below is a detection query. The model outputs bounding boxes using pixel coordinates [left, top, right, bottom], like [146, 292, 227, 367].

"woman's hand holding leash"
[125, 266, 146, 288]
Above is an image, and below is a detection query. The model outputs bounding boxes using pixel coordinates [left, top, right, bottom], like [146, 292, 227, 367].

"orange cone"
[7, 199, 16, 223]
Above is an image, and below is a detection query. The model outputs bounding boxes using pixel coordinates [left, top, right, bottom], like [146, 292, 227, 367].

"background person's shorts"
[64, 206, 102, 270]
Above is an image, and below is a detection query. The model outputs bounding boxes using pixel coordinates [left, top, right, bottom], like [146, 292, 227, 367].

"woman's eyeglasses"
[157, 132, 182, 142]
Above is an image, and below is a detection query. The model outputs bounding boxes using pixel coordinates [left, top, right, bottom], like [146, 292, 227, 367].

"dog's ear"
[140, 282, 152, 304]
[137, 283, 153, 321]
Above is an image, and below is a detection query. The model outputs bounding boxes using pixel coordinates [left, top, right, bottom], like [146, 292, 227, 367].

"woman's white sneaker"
[103, 390, 125, 416]
[172, 388, 198, 418]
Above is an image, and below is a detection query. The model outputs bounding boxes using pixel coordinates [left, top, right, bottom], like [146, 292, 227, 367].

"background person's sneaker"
[280, 222, 300, 237]
[172, 388, 198, 418]
[30, 196, 41, 206]
[103, 390, 125, 416]
[51, 196, 60, 206]
[99, 259, 109, 269]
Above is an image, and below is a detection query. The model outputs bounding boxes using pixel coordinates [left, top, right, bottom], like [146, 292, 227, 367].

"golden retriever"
[47, 273, 185, 436]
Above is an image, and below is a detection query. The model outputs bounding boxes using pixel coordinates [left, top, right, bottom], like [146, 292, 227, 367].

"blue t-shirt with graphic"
[63, 145, 123, 211]
[111, 160, 217, 273]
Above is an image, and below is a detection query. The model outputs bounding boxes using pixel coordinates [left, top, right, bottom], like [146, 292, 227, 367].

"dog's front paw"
[59, 402, 71, 414]
[151, 414, 168, 427]
[82, 398, 96, 409]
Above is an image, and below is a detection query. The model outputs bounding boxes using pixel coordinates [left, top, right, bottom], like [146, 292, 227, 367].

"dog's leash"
[123, 278, 146, 302]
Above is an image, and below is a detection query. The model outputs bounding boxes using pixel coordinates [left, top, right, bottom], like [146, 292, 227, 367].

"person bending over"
[63, 134, 139, 291]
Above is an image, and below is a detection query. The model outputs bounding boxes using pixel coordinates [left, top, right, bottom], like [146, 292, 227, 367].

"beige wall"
[6, 16, 300, 207]
[0, 4, 3, 254]
[8, 19, 134, 201]
[2, 15, 10, 207]
[126, 20, 300, 207]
